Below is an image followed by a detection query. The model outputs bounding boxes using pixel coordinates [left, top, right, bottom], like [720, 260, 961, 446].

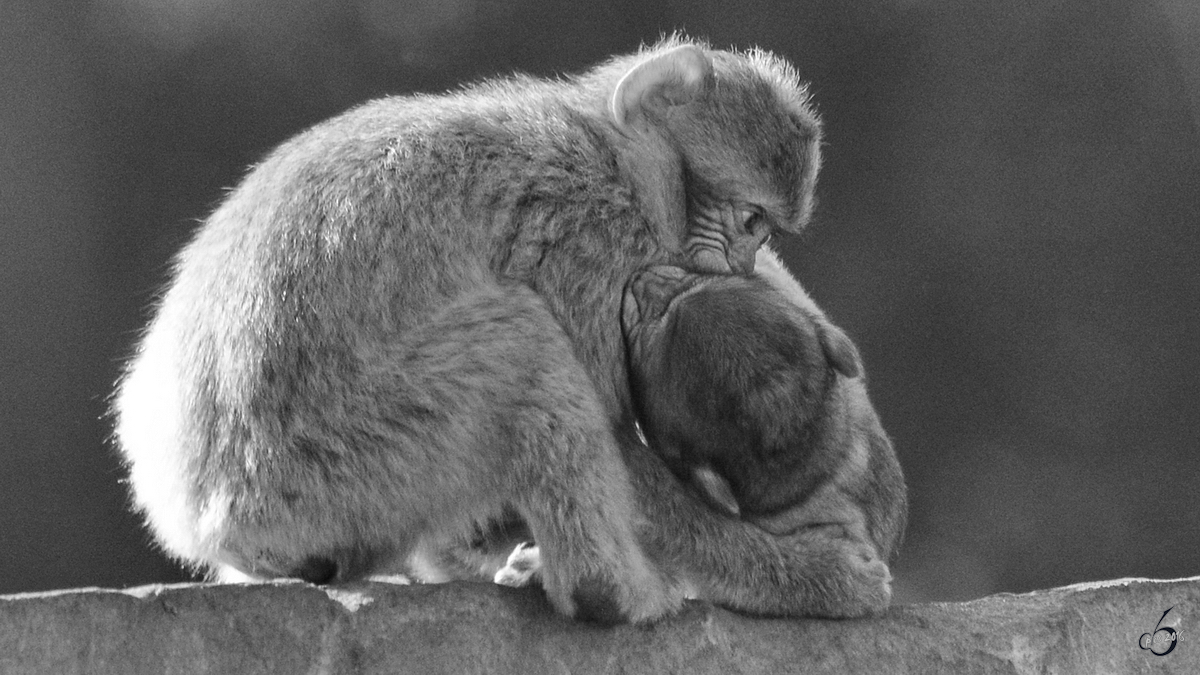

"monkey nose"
[726, 217, 772, 275]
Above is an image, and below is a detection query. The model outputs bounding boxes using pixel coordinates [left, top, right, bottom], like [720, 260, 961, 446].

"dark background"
[3, 0, 1197, 603]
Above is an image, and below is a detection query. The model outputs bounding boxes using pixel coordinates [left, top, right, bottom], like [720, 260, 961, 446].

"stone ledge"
[2, 576, 1195, 674]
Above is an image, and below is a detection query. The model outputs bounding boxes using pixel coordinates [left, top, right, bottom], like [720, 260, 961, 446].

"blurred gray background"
[2, 0, 1197, 602]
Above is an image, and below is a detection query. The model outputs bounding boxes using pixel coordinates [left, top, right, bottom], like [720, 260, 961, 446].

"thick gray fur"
[623, 250, 907, 612]
[113, 36, 888, 621]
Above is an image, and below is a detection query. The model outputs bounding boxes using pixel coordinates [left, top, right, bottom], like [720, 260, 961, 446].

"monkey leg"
[619, 429, 891, 619]
[214, 282, 679, 621]
[416, 284, 683, 623]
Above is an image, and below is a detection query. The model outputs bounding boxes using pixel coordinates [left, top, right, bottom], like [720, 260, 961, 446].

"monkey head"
[622, 261, 906, 563]
[602, 40, 822, 276]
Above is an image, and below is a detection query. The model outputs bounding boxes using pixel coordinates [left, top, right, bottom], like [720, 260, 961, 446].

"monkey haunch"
[114, 38, 841, 622]
[622, 250, 907, 614]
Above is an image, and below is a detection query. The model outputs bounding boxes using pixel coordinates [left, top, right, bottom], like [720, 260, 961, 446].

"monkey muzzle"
[686, 201, 773, 275]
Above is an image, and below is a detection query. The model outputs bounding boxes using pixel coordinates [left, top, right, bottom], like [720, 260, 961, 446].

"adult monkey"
[114, 37, 875, 623]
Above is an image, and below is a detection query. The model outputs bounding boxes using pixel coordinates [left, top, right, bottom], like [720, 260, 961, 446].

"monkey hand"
[621, 264, 702, 333]
[780, 530, 893, 618]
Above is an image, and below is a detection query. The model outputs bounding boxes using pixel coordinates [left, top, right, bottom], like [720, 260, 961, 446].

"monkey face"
[609, 43, 822, 276]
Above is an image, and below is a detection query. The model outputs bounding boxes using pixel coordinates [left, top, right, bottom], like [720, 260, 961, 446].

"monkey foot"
[493, 542, 541, 587]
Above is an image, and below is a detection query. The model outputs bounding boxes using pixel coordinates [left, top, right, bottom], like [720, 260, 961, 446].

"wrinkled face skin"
[669, 51, 823, 276]
[683, 192, 776, 277]
[614, 43, 822, 277]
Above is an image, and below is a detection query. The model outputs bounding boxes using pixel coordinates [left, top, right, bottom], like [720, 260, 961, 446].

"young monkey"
[621, 249, 907, 588]
[488, 250, 906, 604]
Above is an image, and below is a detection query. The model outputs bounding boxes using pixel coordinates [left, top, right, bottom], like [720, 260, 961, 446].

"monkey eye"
[740, 208, 771, 241]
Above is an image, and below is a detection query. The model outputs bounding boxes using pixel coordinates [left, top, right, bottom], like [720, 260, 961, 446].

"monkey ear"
[610, 44, 713, 134]
[820, 323, 862, 379]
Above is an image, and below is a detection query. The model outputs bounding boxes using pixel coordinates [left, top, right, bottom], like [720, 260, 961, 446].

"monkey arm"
[618, 430, 892, 618]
